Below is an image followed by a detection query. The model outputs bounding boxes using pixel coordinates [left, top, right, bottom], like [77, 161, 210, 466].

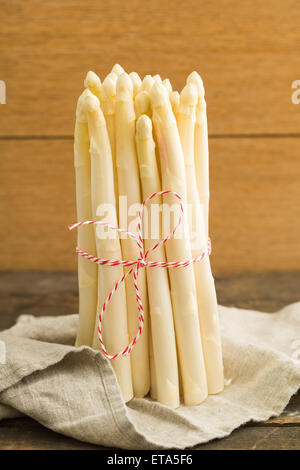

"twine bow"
[69, 190, 211, 359]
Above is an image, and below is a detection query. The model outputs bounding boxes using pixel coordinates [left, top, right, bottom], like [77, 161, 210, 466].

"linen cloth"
[0, 303, 299, 449]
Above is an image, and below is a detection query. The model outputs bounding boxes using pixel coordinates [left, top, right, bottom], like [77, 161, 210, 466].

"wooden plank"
[0, 417, 299, 449]
[1, 0, 300, 136]
[2, 272, 300, 328]
[0, 271, 78, 330]
[1, 417, 299, 450]
[214, 272, 300, 313]
[196, 426, 300, 450]
[1, 137, 300, 273]
[0, 418, 100, 450]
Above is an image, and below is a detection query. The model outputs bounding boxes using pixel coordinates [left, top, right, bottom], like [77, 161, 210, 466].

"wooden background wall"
[1, 0, 300, 274]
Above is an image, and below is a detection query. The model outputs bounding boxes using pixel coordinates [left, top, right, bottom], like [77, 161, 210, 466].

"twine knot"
[137, 257, 147, 268]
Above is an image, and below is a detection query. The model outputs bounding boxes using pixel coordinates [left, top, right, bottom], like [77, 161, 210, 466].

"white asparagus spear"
[101, 75, 118, 215]
[84, 71, 101, 100]
[161, 86, 190, 399]
[159, 85, 198, 401]
[150, 83, 208, 405]
[84, 90, 133, 402]
[170, 87, 187, 398]
[187, 71, 209, 237]
[136, 115, 180, 408]
[115, 73, 150, 397]
[141, 75, 155, 93]
[136, 83, 171, 403]
[134, 90, 161, 398]
[129, 72, 142, 98]
[136, 104, 157, 401]
[74, 90, 98, 347]
[112, 63, 125, 77]
[178, 83, 224, 394]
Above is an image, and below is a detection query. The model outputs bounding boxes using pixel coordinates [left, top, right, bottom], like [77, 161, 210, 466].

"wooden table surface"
[0, 271, 299, 450]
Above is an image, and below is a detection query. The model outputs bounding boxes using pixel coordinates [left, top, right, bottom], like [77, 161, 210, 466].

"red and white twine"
[69, 190, 211, 360]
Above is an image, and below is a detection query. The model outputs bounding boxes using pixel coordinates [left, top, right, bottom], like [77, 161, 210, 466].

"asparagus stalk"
[158, 86, 183, 397]
[84, 71, 101, 100]
[187, 71, 209, 237]
[74, 90, 98, 347]
[134, 91, 160, 398]
[115, 73, 150, 397]
[177, 83, 224, 394]
[136, 114, 180, 408]
[150, 83, 208, 405]
[129, 72, 142, 98]
[101, 75, 118, 215]
[84, 90, 133, 402]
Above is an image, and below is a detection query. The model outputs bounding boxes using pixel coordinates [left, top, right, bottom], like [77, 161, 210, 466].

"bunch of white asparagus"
[74, 64, 224, 408]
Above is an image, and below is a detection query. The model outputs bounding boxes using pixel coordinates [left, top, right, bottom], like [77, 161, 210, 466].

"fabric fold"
[0, 304, 299, 449]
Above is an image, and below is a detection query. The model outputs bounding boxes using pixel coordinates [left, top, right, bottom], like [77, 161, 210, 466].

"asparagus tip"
[106, 71, 118, 83]
[129, 71, 142, 85]
[150, 82, 169, 108]
[135, 90, 151, 118]
[141, 75, 155, 93]
[83, 88, 100, 113]
[116, 73, 133, 101]
[180, 82, 198, 106]
[163, 78, 172, 93]
[129, 71, 142, 97]
[153, 74, 162, 84]
[101, 75, 116, 99]
[187, 71, 205, 97]
[136, 114, 153, 139]
[111, 63, 125, 77]
[84, 71, 101, 98]
[76, 89, 89, 121]
[170, 90, 180, 106]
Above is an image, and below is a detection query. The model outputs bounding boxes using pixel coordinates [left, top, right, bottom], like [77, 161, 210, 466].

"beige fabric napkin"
[0, 304, 299, 449]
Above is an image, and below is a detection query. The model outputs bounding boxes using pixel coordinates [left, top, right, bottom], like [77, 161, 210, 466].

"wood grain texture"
[0, 139, 77, 271]
[1, 271, 300, 326]
[210, 137, 300, 273]
[1, 0, 300, 136]
[198, 426, 300, 450]
[1, 137, 300, 273]
[0, 418, 100, 450]
[1, 418, 299, 450]
[0, 271, 299, 450]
